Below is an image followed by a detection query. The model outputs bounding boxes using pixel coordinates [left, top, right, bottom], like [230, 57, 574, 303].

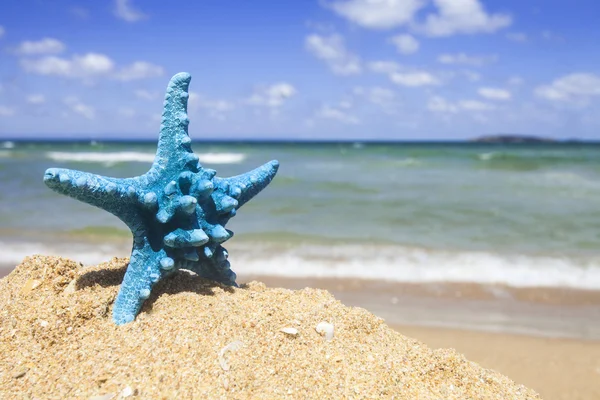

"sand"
[243, 276, 600, 400]
[0, 256, 540, 399]
[397, 325, 600, 400]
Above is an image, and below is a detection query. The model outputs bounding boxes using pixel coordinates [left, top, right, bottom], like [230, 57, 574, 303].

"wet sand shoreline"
[241, 274, 600, 340]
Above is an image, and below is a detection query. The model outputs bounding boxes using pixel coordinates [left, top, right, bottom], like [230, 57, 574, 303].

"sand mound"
[0, 255, 540, 399]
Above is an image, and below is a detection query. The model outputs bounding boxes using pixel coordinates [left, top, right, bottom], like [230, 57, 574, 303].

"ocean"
[1, 139, 599, 291]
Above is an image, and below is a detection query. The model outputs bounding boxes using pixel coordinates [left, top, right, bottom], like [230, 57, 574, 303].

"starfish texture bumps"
[43, 72, 279, 325]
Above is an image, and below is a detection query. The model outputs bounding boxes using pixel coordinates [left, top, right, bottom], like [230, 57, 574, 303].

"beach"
[1, 257, 599, 399]
[1, 140, 599, 398]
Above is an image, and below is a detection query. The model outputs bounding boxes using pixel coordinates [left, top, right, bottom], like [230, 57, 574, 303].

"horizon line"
[1, 137, 598, 144]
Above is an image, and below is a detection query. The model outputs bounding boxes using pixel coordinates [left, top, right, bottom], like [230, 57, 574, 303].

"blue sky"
[0, 0, 599, 140]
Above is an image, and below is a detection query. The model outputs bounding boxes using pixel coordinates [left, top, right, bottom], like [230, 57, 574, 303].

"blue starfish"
[43, 72, 279, 325]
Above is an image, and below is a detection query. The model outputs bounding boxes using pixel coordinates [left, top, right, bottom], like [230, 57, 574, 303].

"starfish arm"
[44, 168, 136, 217]
[112, 244, 173, 325]
[151, 72, 198, 174]
[216, 160, 279, 208]
[185, 245, 237, 286]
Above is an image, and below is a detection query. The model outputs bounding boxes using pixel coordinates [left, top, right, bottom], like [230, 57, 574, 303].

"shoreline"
[241, 274, 600, 341]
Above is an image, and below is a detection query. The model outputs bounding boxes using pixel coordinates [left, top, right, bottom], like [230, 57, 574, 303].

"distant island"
[472, 135, 557, 144]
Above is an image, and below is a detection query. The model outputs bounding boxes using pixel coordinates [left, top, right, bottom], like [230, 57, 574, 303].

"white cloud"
[389, 34, 419, 55]
[354, 86, 399, 113]
[27, 94, 46, 104]
[305, 34, 361, 75]
[368, 60, 400, 74]
[0, 26, 5, 39]
[189, 91, 235, 120]
[247, 83, 297, 108]
[0, 106, 15, 117]
[478, 87, 511, 100]
[390, 71, 440, 87]
[369, 60, 441, 87]
[135, 90, 159, 100]
[21, 53, 114, 78]
[428, 96, 494, 113]
[506, 32, 527, 42]
[437, 53, 497, 67]
[535, 73, 600, 101]
[15, 38, 66, 55]
[114, 0, 147, 22]
[419, 0, 511, 37]
[114, 61, 164, 81]
[21, 54, 163, 82]
[64, 97, 95, 119]
[328, 0, 425, 30]
[318, 105, 360, 124]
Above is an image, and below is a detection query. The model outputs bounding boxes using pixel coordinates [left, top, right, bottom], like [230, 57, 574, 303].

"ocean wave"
[1, 141, 15, 149]
[0, 240, 128, 267]
[477, 152, 495, 161]
[45, 151, 246, 165]
[3, 239, 599, 290]
[540, 172, 600, 189]
[230, 243, 600, 290]
[393, 157, 421, 167]
[46, 151, 155, 165]
[197, 152, 246, 164]
[476, 151, 597, 170]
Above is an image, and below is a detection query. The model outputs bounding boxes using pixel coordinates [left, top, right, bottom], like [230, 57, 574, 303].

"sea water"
[1, 140, 599, 290]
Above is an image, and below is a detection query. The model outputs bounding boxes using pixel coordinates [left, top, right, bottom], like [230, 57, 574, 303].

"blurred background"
[1, 1, 600, 398]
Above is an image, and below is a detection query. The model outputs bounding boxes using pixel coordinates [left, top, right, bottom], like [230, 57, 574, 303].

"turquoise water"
[1, 140, 599, 288]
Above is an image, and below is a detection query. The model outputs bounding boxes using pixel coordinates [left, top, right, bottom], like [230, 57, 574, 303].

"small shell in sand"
[316, 322, 334, 340]
[280, 327, 298, 336]
[219, 340, 243, 371]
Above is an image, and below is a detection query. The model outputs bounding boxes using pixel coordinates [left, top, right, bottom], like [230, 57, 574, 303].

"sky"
[0, 0, 599, 140]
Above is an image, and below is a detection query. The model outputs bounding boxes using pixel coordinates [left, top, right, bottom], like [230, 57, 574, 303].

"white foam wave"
[197, 152, 246, 164]
[541, 172, 600, 190]
[0, 240, 128, 268]
[45, 151, 246, 165]
[46, 151, 155, 165]
[394, 157, 421, 167]
[230, 243, 600, 290]
[478, 152, 496, 161]
[3, 240, 599, 290]
[1, 141, 15, 149]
